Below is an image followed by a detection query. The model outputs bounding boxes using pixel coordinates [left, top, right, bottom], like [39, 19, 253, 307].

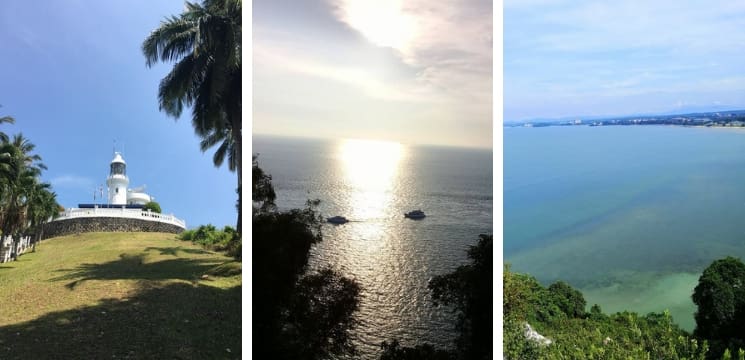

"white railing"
[54, 207, 186, 229]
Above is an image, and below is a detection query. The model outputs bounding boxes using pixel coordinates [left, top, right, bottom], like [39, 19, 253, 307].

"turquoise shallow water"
[504, 125, 745, 331]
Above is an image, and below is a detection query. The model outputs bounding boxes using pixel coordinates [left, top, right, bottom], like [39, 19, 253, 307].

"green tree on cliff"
[693, 256, 745, 357]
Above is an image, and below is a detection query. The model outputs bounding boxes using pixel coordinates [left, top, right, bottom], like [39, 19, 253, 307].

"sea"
[505, 125, 745, 331]
[252, 134, 493, 359]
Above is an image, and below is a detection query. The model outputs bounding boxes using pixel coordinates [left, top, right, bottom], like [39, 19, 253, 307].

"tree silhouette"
[252, 161, 360, 359]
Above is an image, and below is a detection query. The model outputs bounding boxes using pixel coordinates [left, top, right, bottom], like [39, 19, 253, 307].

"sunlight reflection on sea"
[253, 135, 492, 359]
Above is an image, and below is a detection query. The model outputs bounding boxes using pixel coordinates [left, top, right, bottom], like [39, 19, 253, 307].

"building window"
[111, 163, 126, 175]
[116, 188, 119, 194]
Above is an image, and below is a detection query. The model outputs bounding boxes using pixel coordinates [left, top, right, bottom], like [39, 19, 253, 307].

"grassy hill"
[0, 232, 241, 359]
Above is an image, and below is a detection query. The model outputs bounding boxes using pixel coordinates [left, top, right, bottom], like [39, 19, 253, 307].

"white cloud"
[253, 0, 493, 147]
[505, 0, 745, 119]
[514, 1, 745, 54]
[50, 174, 94, 189]
[253, 42, 435, 103]
[328, 0, 493, 106]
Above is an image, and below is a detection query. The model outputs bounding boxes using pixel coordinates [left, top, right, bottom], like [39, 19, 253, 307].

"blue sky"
[0, 1, 237, 229]
[505, 0, 745, 121]
[253, 0, 493, 149]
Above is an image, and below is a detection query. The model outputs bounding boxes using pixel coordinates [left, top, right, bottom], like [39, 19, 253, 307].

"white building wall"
[107, 176, 129, 205]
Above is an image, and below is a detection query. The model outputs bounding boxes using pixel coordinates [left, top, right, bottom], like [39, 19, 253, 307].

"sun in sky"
[332, 0, 417, 51]
[253, 0, 493, 149]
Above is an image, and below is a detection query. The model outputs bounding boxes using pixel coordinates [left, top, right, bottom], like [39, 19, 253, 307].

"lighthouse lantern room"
[106, 152, 129, 205]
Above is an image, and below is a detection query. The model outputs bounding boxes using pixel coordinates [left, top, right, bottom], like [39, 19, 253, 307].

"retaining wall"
[42, 216, 184, 240]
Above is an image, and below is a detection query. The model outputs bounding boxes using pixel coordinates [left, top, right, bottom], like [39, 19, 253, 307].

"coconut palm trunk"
[230, 108, 241, 235]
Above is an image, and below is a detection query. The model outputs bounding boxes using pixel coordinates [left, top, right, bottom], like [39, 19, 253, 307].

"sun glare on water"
[339, 139, 404, 222]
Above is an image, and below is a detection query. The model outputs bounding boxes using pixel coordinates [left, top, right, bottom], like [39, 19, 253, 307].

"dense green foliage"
[143, 0, 243, 234]
[179, 224, 235, 251]
[693, 257, 745, 358]
[0, 116, 60, 256]
[430, 234, 493, 359]
[142, 201, 161, 213]
[504, 256, 745, 359]
[252, 159, 360, 359]
[548, 281, 586, 319]
[252, 154, 276, 213]
[504, 265, 710, 360]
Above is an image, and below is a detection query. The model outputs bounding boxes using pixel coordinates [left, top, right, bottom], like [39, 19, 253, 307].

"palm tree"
[27, 182, 59, 251]
[200, 125, 236, 172]
[0, 134, 46, 260]
[142, 0, 242, 233]
[0, 115, 15, 143]
[199, 124, 242, 232]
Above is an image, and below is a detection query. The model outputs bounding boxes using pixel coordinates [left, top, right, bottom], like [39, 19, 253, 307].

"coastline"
[581, 271, 699, 332]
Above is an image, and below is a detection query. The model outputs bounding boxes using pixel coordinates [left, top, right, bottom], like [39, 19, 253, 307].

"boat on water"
[404, 210, 426, 219]
[327, 216, 349, 224]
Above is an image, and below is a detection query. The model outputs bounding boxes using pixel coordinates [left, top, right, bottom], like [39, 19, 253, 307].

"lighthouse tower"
[106, 152, 129, 205]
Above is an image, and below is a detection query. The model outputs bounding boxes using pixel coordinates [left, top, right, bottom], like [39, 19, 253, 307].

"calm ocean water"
[253, 135, 493, 359]
[505, 125, 745, 330]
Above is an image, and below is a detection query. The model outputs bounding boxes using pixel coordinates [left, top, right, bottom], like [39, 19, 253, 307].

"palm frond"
[199, 128, 225, 151]
[157, 54, 198, 117]
[212, 139, 228, 168]
[142, 17, 197, 67]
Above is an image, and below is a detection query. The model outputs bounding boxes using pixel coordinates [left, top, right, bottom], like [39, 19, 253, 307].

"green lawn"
[0, 232, 241, 359]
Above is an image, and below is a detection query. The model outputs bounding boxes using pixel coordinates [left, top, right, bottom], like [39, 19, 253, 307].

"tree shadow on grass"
[0, 282, 241, 360]
[144, 246, 212, 256]
[50, 253, 228, 289]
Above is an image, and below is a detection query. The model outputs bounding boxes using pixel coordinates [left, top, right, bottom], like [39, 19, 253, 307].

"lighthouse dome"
[111, 152, 126, 164]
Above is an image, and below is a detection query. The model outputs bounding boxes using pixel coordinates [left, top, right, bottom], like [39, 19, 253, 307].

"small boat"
[404, 210, 426, 219]
[327, 216, 349, 224]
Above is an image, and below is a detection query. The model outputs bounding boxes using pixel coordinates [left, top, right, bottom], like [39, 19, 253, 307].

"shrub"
[178, 224, 235, 251]
[179, 229, 195, 241]
[143, 201, 161, 213]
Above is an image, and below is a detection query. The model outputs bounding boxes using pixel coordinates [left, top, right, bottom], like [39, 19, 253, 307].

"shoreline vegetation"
[506, 109, 745, 128]
[505, 257, 745, 360]
[581, 271, 699, 332]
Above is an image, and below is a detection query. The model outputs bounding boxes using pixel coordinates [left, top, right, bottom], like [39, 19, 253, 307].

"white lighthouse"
[106, 152, 129, 205]
[51, 151, 185, 232]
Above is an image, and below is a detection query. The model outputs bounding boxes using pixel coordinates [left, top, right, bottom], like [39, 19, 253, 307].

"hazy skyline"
[253, 0, 493, 149]
[505, 0, 745, 122]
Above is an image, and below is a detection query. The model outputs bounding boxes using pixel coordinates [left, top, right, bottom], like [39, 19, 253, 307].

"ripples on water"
[253, 135, 492, 359]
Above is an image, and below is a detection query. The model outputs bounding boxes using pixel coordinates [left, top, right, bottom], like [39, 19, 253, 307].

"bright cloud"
[253, 43, 435, 103]
[505, 0, 745, 121]
[330, 0, 416, 50]
[253, 0, 492, 148]
[329, 0, 492, 104]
